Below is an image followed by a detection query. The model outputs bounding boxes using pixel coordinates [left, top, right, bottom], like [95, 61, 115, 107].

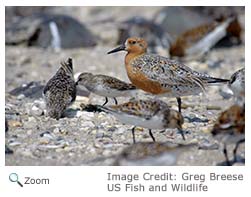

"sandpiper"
[107, 37, 229, 113]
[114, 142, 196, 166]
[96, 99, 184, 143]
[211, 105, 245, 165]
[228, 68, 245, 105]
[76, 72, 137, 106]
[43, 58, 76, 119]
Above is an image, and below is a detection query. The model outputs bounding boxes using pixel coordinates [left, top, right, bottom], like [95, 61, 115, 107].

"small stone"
[107, 126, 117, 132]
[30, 105, 44, 116]
[21, 150, 33, 157]
[96, 132, 104, 138]
[8, 120, 23, 127]
[53, 128, 60, 134]
[26, 130, 33, 135]
[201, 127, 211, 134]
[17, 94, 25, 100]
[81, 121, 95, 128]
[5, 145, 14, 154]
[9, 141, 22, 147]
[117, 127, 125, 134]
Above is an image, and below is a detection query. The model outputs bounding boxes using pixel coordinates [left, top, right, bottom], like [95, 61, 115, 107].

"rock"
[5, 145, 14, 154]
[30, 104, 44, 116]
[8, 120, 23, 127]
[6, 14, 97, 49]
[9, 81, 44, 99]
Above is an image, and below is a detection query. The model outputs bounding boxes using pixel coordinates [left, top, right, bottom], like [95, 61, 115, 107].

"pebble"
[81, 121, 95, 128]
[96, 132, 104, 138]
[21, 150, 33, 157]
[9, 141, 22, 147]
[17, 94, 25, 100]
[30, 105, 44, 116]
[5, 145, 14, 154]
[8, 120, 23, 127]
[53, 128, 60, 134]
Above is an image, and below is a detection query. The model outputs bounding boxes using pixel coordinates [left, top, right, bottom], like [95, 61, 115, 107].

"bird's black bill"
[107, 45, 126, 54]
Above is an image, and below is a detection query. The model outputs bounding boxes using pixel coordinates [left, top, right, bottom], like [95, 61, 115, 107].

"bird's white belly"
[113, 113, 164, 129]
[94, 86, 134, 98]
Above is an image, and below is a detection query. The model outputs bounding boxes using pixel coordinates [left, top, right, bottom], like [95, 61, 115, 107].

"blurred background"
[5, 6, 245, 92]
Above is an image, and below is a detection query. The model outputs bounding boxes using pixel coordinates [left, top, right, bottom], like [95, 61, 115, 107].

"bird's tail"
[60, 58, 74, 77]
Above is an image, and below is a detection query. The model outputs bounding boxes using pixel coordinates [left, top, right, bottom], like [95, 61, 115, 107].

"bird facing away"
[76, 72, 137, 106]
[43, 58, 76, 120]
[211, 105, 245, 165]
[107, 37, 229, 113]
[96, 99, 185, 143]
[114, 142, 197, 166]
[228, 67, 245, 105]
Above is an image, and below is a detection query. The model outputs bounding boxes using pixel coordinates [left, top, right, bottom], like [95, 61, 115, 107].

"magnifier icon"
[9, 173, 23, 187]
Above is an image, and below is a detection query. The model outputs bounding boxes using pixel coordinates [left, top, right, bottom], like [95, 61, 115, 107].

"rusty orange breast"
[125, 55, 170, 95]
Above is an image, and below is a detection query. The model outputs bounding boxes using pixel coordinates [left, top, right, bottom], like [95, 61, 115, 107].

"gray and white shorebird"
[95, 99, 185, 143]
[228, 67, 245, 105]
[76, 72, 137, 106]
[114, 142, 196, 166]
[43, 58, 76, 119]
[107, 37, 230, 113]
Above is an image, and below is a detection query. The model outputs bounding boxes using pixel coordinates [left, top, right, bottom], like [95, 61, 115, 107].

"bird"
[94, 99, 185, 143]
[228, 67, 245, 105]
[211, 104, 245, 165]
[43, 58, 76, 120]
[76, 72, 137, 106]
[169, 18, 236, 57]
[107, 37, 229, 113]
[114, 142, 197, 166]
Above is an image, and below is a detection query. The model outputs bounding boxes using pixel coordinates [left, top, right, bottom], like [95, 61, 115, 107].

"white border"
[1, 0, 250, 196]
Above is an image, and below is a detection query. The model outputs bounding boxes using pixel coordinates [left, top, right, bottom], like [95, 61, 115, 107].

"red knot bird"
[43, 58, 76, 119]
[211, 105, 245, 165]
[114, 142, 197, 166]
[228, 67, 245, 105]
[95, 99, 184, 143]
[107, 37, 229, 113]
[76, 72, 137, 106]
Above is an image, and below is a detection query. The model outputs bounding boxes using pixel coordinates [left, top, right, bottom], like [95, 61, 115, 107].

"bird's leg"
[132, 126, 136, 144]
[102, 97, 109, 106]
[233, 139, 245, 163]
[149, 129, 155, 142]
[176, 97, 182, 113]
[223, 143, 231, 166]
[113, 97, 118, 105]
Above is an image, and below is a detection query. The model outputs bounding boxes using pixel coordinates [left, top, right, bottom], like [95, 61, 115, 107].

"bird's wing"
[133, 54, 206, 92]
[110, 100, 162, 118]
[96, 75, 136, 91]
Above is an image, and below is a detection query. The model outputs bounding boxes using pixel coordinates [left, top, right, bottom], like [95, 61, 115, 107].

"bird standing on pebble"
[96, 99, 185, 143]
[108, 37, 229, 113]
[211, 105, 245, 165]
[43, 58, 76, 119]
[76, 72, 137, 106]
